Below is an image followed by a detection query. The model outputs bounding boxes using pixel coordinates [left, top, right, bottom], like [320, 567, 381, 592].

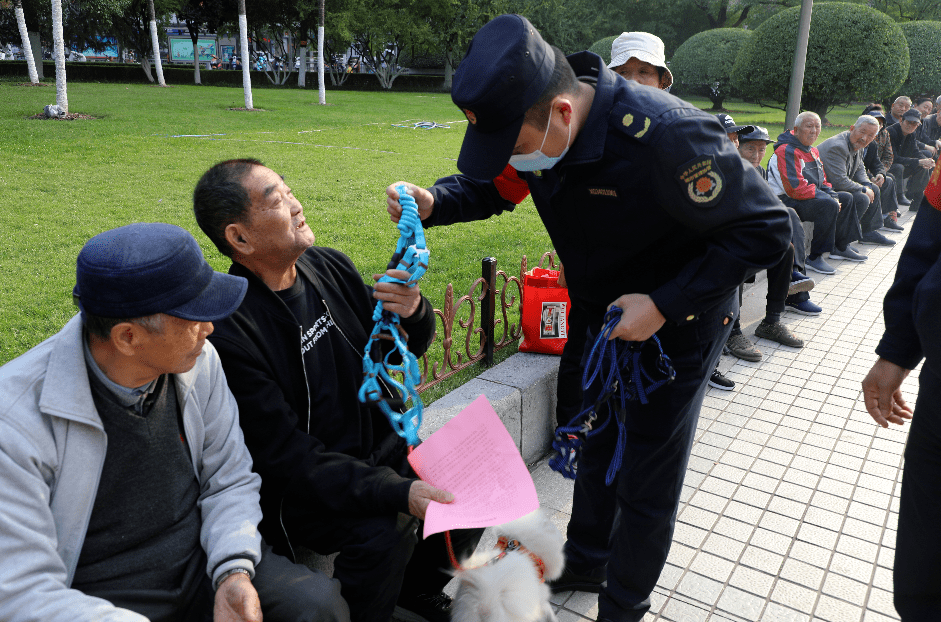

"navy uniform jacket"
[426, 52, 791, 346]
[876, 161, 941, 377]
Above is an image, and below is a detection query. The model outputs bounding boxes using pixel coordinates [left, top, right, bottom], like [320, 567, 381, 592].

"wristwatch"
[214, 567, 251, 591]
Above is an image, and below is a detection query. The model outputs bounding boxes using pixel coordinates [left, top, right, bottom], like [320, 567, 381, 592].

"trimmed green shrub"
[899, 21, 941, 98]
[731, 2, 908, 119]
[671, 28, 751, 110]
[588, 35, 618, 65]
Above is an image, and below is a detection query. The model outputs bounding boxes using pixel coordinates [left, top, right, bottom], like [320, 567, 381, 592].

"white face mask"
[508, 109, 573, 172]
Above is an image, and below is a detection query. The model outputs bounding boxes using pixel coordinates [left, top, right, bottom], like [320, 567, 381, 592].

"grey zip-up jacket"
[0, 314, 263, 621]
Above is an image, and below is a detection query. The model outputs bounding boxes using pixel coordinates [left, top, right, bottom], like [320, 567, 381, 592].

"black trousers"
[288, 510, 482, 622]
[556, 302, 589, 428]
[564, 295, 736, 622]
[894, 365, 941, 620]
[765, 243, 794, 321]
[782, 192, 858, 255]
[111, 540, 348, 622]
[891, 161, 932, 203]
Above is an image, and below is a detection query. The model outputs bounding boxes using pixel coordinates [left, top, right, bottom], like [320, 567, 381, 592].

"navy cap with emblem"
[714, 113, 755, 136]
[452, 14, 555, 180]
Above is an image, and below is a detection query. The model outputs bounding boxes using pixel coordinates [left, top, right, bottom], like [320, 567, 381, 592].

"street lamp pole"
[784, 0, 814, 130]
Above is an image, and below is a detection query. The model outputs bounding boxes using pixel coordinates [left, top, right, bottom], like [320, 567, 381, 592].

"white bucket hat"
[607, 31, 673, 89]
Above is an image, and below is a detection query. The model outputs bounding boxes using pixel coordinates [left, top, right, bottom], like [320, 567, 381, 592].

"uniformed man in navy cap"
[386, 14, 790, 621]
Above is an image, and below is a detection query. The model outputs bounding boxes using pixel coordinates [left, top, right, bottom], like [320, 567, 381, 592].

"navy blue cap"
[715, 113, 755, 135]
[74, 223, 247, 321]
[738, 125, 773, 144]
[452, 14, 555, 180]
[902, 108, 922, 123]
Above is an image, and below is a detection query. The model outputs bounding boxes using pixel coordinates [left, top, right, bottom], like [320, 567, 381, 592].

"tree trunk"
[317, 26, 325, 104]
[317, 0, 325, 104]
[141, 55, 154, 82]
[51, 0, 67, 112]
[298, 43, 306, 87]
[148, 0, 166, 86]
[193, 55, 201, 84]
[237, 1, 253, 109]
[442, 48, 453, 91]
[14, 1, 38, 83]
[28, 31, 43, 80]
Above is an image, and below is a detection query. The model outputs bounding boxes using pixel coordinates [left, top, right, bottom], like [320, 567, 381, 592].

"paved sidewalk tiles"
[533, 210, 918, 622]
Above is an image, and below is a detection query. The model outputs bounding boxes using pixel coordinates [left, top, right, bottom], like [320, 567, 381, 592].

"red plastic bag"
[519, 267, 570, 355]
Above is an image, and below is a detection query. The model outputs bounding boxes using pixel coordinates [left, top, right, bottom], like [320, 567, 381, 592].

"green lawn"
[0, 79, 865, 400]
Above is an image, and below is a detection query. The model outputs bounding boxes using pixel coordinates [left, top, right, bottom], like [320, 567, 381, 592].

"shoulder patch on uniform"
[675, 155, 725, 207]
[610, 102, 660, 144]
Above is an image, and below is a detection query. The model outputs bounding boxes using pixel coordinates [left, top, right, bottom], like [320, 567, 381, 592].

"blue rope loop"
[549, 305, 675, 484]
[358, 185, 429, 448]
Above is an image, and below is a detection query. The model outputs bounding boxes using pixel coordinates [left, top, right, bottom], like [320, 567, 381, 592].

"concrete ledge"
[421, 352, 560, 465]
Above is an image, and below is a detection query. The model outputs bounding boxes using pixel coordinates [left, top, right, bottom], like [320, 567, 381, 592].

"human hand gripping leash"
[549, 305, 676, 484]
[358, 185, 430, 448]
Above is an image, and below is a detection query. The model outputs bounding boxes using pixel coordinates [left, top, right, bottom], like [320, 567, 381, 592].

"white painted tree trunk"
[14, 2, 38, 84]
[317, 26, 325, 105]
[51, 0, 67, 112]
[148, 0, 165, 86]
[192, 53, 201, 84]
[238, 11, 253, 109]
[297, 44, 306, 87]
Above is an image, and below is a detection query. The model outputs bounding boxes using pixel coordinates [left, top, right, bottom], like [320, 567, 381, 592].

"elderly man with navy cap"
[0, 223, 347, 622]
[386, 14, 790, 622]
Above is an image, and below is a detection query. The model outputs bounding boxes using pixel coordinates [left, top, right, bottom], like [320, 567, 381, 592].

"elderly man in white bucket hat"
[608, 31, 673, 90]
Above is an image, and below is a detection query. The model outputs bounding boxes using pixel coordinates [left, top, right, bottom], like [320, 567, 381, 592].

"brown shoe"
[754, 320, 804, 348]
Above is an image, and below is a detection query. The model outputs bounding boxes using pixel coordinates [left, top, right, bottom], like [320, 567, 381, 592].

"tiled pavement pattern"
[532, 210, 920, 622]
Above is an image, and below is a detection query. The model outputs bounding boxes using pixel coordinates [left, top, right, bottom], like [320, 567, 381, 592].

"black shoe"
[881, 216, 904, 232]
[547, 567, 606, 593]
[709, 369, 735, 390]
[898, 196, 912, 206]
[393, 593, 452, 622]
[860, 230, 896, 246]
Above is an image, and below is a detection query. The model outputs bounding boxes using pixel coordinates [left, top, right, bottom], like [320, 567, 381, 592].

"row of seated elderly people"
[708, 97, 940, 389]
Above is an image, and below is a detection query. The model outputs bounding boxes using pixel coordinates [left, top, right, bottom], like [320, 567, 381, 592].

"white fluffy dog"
[451, 509, 566, 622]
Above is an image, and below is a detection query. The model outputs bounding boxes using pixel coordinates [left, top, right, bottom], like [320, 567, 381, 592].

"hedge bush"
[670, 28, 751, 110]
[898, 21, 941, 98]
[731, 2, 908, 119]
[588, 35, 618, 65]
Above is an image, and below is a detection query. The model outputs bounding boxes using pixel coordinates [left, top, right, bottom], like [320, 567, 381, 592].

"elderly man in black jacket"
[889, 108, 936, 210]
[192, 159, 478, 622]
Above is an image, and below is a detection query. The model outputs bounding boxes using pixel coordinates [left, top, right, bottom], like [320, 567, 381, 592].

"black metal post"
[481, 257, 496, 366]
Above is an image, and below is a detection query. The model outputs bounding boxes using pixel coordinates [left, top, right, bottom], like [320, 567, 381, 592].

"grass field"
[0, 79, 864, 400]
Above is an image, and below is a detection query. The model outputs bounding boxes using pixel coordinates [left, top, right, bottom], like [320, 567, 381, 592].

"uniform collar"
[557, 51, 616, 167]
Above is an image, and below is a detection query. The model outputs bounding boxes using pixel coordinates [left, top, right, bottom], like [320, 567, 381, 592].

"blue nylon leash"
[549, 306, 676, 484]
[358, 185, 430, 448]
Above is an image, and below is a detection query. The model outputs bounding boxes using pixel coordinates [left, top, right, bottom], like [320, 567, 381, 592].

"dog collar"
[493, 536, 548, 582]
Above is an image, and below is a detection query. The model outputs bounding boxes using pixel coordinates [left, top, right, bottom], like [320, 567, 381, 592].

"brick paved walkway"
[537, 210, 918, 622]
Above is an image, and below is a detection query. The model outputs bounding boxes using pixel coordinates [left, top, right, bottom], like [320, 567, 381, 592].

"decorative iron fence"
[417, 250, 559, 393]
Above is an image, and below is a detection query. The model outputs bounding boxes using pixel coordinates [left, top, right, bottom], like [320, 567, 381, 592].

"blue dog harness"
[549, 306, 676, 484]
[358, 186, 430, 448]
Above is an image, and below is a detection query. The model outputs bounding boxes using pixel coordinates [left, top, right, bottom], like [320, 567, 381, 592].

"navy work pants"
[563, 300, 735, 622]
[894, 365, 941, 620]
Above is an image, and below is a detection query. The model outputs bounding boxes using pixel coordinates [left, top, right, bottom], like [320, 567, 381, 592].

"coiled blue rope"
[358, 185, 430, 448]
[549, 306, 675, 484]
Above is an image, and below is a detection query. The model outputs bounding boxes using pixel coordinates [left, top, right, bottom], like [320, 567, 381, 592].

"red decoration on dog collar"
[496, 536, 548, 582]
